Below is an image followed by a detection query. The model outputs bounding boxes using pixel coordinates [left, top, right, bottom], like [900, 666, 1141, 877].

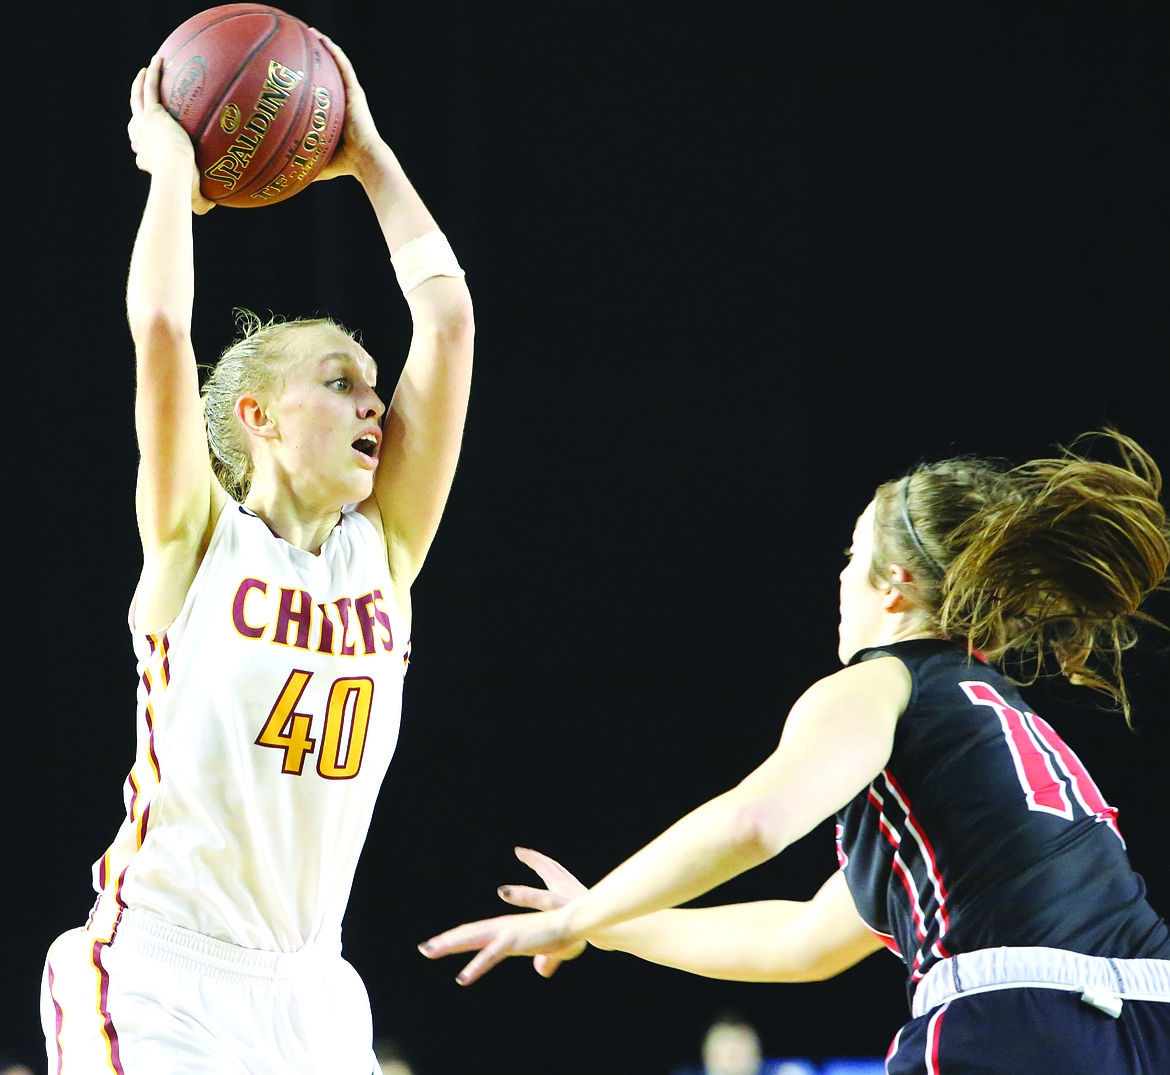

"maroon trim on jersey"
[92, 938, 125, 1073]
[92, 909, 127, 1075]
[139, 632, 166, 780]
[55, 905, 127, 1075]
[144, 629, 173, 688]
[100, 637, 166, 896]
[125, 772, 142, 845]
[144, 701, 162, 784]
[47, 961, 65, 1074]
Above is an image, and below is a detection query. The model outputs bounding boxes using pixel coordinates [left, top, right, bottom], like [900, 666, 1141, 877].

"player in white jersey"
[41, 33, 473, 1075]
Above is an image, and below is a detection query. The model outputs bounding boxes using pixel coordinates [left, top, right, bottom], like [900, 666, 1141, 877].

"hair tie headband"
[899, 478, 946, 578]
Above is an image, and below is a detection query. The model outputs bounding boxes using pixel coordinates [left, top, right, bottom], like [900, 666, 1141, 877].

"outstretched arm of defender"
[501, 849, 883, 983]
[422, 658, 907, 984]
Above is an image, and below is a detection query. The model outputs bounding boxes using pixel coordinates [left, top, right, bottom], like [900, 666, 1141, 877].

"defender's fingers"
[419, 918, 504, 958]
[497, 884, 563, 911]
[515, 846, 566, 878]
[515, 847, 584, 891]
[515, 846, 555, 867]
[454, 939, 511, 985]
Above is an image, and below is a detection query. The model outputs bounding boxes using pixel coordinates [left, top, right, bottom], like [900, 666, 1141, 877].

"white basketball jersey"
[93, 503, 409, 952]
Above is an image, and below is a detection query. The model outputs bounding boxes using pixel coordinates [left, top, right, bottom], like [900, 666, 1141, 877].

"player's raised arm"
[127, 56, 224, 632]
[316, 35, 474, 595]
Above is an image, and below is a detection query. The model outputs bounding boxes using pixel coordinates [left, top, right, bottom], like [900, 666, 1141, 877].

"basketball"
[157, 4, 346, 207]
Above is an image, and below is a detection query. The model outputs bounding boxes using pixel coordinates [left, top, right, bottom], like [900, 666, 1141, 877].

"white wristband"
[391, 231, 465, 294]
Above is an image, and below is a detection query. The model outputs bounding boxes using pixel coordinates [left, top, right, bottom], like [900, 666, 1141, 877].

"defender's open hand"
[420, 848, 589, 984]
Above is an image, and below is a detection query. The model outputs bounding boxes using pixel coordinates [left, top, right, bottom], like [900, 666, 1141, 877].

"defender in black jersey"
[838, 639, 1170, 1072]
[837, 639, 1170, 992]
[424, 435, 1170, 1074]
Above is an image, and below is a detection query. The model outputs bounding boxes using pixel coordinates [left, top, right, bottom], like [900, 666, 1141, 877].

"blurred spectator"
[373, 1037, 415, 1075]
[0, 1058, 35, 1075]
[670, 1012, 814, 1075]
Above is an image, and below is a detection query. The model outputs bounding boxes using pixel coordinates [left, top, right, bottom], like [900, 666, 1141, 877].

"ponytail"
[872, 432, 1170, 721]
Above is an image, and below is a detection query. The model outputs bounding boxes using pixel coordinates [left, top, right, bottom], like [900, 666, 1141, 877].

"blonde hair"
[200, 310, 356, 501]
[871, 432, 1170, 721]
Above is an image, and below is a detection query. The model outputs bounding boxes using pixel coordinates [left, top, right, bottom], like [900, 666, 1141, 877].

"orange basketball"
[158, 4, 346, 207]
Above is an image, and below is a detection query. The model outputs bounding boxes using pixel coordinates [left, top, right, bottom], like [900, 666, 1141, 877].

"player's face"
[837, 500, 892, 664]
[267, 327, 385, 505]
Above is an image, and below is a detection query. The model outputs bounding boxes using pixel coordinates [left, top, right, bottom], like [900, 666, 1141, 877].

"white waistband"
[110, 908, 334, 985]
[912, 947, 1170, 1019]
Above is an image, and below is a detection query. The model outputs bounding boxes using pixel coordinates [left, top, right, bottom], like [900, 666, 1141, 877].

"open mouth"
[352, 433, 378, 457]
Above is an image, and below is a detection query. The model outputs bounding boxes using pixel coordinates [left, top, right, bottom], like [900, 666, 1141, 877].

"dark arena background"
[5, 4, 1168, 1072]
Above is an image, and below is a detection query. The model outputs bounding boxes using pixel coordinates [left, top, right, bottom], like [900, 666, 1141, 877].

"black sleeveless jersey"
[835, 639, 1170, 992]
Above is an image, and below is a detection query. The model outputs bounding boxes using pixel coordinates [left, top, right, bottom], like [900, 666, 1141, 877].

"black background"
[5, 3, 1169, 1071]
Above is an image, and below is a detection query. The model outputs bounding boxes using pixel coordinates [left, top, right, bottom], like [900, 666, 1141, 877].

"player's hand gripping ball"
[158, 4, 346, 207]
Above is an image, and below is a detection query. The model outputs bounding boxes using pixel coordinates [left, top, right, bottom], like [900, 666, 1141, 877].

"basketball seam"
[191, 14, 283, 153]
[234, 23, 316, 203]
[160, 8, 342, 208]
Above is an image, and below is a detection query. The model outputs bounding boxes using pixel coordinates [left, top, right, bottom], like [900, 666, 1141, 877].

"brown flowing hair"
[870, 432, 1170, 723]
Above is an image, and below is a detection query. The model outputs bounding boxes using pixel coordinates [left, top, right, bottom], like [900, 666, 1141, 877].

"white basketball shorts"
[41, 907, 378, 1074]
